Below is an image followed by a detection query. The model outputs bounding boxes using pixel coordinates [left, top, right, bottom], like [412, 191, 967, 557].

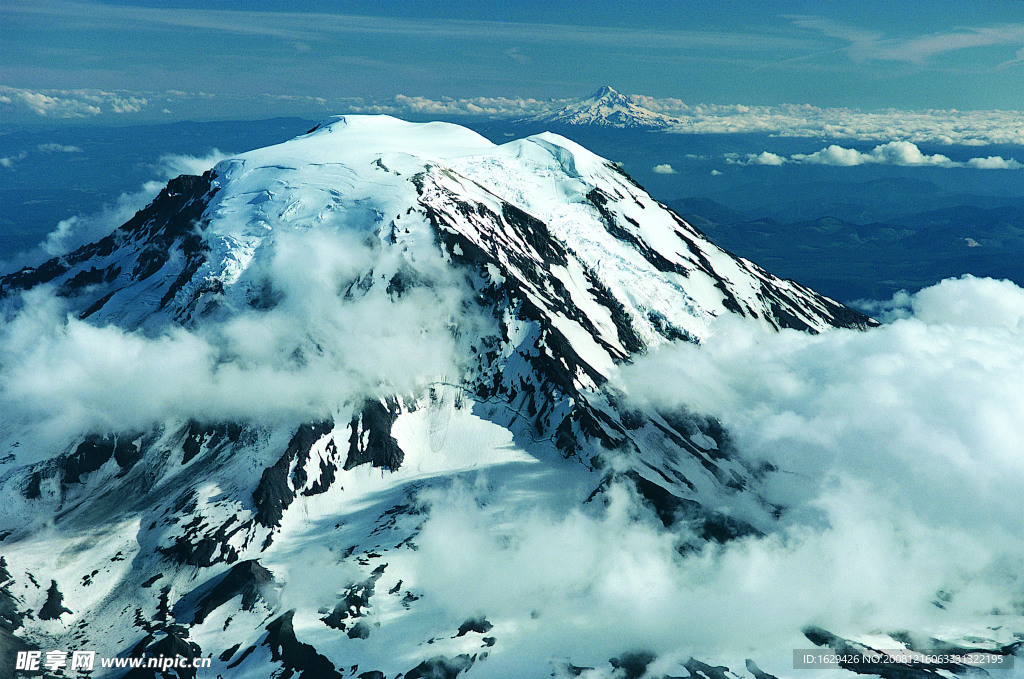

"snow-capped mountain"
[0, 116, 931, 679]
[523, 86, 676, 129]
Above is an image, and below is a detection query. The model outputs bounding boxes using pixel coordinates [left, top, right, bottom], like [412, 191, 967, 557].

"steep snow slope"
[0, 116, 893, 679]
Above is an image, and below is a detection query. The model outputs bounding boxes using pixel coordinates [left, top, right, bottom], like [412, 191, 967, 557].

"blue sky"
[3, 0, 1024, 123]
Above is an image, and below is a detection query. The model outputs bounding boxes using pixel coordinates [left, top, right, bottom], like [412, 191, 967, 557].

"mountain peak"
[525, 86, 676, 129]
[1, 116, 867, 339]
[590, 85, 621, 99]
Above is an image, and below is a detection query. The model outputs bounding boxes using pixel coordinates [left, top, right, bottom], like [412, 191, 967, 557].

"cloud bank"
[728, 141, 1023, 169]
[0, 227, 478, 451]
[7, 84, 1024, 148]
[369, 276, 1024, 675]
[0, 86, 148, 118]
[378, 92, 1024, 147]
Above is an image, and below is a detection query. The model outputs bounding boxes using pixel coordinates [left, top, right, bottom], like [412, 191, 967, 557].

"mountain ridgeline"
[0, 116, 881, 678]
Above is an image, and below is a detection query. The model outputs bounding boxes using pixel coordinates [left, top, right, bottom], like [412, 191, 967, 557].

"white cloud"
[743, 151, 788, 166]
[3, 83, 1023, 148]
[155, 149, 232, 178]
[39, 185, 162, 257]
[576, 276, 1024, 663]
[36, 143, 83, 153]
[651, 163, 676, 174]
[381, 91, 1024, 146]
[967, 155, 1024, 170]
[792, 16, 1024, 66]
[733, 141, 1023, 169]
[38, 150, 231, 258]
[0, 86, 147, 118]
[316, 275, 1024, 676]
[792, 141, 955, 167]
[0, 227, 478, 450]
[792, 144, 869, 166]
[0, 151, 27, 169]
[395, 474, 1021, 676]
[653, 100, 1024, 146]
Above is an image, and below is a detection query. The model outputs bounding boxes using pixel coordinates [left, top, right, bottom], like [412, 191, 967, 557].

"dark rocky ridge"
[1, 173, 214, 306]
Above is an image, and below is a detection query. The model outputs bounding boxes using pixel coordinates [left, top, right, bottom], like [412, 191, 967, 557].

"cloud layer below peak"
[729, 141, 1023, 169]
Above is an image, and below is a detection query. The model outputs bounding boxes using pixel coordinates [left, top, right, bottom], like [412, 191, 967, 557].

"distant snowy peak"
[525, 86, 676, 129]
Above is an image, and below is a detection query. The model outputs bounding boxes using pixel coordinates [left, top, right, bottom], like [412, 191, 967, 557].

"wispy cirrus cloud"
[791, 15, 1024, 65]
[2, 0, 819, 53]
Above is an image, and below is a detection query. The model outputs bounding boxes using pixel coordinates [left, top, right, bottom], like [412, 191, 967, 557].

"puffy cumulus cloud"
[629, 94, 691, 117]
[736, 141, 1023, 169]
[353, 276, 1024, 674]
[39, 150, 231, 258]
[612, 276, 1024, 638]
[885, 275, 1024, 328]
[0, 151, 27, 169]
[726, 150, 788, 166]
[0, 227, 477, 450]
[967, 155, 1024, 170]
[618, 277, 1024, 510]
[651, 163, 676, 174]
[389, 474, 1022, 676]
[0, 86, 148, 118]
[750, 150, 787, 165]
[789, 144, 869, 166]
[794, 141, 955, 167]
[312, 276, 1024, 676]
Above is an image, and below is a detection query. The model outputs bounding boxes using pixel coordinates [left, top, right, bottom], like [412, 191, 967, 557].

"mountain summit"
[0, 116, 880, 678]
[525, 86, 677, 129]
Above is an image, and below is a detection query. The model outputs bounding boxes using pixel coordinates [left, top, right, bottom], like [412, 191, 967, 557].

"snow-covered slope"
[0, 116, 896, 678]
[0, 115, 864, 339]
[522, 86, 677, 129]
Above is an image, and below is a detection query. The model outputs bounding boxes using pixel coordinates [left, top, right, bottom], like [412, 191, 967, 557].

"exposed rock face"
[38, 580, 71, 620]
